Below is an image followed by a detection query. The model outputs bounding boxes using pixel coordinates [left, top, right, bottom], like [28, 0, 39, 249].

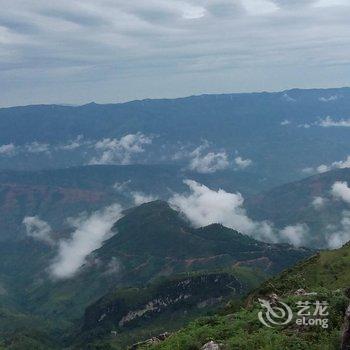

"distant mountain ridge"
[247, 167, 350, 247]
[1, 87, 350, 189]
[0, 164, 266, 241]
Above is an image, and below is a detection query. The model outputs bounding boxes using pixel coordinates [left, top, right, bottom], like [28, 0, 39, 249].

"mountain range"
[2, 88, 350, 190]
[1, 88, 350, 349]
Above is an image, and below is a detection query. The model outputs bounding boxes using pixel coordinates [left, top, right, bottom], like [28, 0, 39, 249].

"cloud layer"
[2, 1, 350, 105]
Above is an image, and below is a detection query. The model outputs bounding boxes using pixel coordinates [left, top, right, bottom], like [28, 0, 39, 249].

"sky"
[1, 0, 350, 107]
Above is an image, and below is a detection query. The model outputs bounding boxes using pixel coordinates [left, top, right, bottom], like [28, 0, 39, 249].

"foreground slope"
[146, 242, 350, 349]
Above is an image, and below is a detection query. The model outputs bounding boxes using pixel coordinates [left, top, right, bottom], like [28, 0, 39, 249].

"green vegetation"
[0, 201, 313, 349]
[254, 242, 350, 296]
[139, 242, 350, 350]
[143, 288, 346, 350]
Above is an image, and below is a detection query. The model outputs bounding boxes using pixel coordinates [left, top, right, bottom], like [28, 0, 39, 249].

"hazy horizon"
[2, 84, 350, 109]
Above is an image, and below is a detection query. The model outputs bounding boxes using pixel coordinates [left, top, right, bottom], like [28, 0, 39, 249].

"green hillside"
[0, 164, 266, 241]
[24, 201, 312, 321]
[144, 242, 350, 349]
[76, 270, 263, 349]
[0, 201, 313, 349]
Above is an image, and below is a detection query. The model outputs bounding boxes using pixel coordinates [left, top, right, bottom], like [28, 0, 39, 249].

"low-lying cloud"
[312, 196, 326, 210]
[319, 116, 350, 127]
[89, 133, 152, 165]
[23, 216, 55, 245]
[303, 155, 350, 174]
[188, 142, 229, 173]
[50, 203, 123, 279]
[280, 224, 309, 247]
[326, 211, 350, 249]
[56, 135, 87, 151]
[324, 181, 350, 248]
[319, 95, 340, 102]
[169, 179, 308, 246]
[0, 143, 17, 156]
[234, 156, 252, 169]
[26, 142, 50, 154]
[131, 191, 157, 206]
[0, 138, 87, 158]
[280, 119, 291, 126]
[332, 181, 350, 204]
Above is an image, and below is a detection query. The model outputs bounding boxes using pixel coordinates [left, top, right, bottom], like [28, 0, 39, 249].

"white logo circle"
[258, 298, 293, 328]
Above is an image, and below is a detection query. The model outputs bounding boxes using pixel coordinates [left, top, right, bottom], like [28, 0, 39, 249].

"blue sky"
[1, 0, 350, 106]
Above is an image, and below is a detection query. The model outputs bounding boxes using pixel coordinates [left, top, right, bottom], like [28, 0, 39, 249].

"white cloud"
[169, 180, 315, 247]
[56, 135, 85, 150]
[312, 196, 326, 210]
[312, 182, 350, 248]
[282, 93, 296, 102]
[280, 119, 291, 126]
[316, 164, 330, 173]
[332, 181, 350, 204]
[188, 142, 229, 173]
[113, 180, 131, 193]
[131, 191, 157, 205]
[25, 141, 50, 154]
[0, 143, 16, 156]
[302, 167, 315, 174]
[305, 155, 350, 174]
[104, 257, 122, 275]
[169, 180, 276, 242]
[170, 180, 255, 233]
[326, 211, 350, 249]
[319, 95, 340, 102]
[234, 156, 252, 169]
[279, 224, 309, 247]
[89, 133, 152, 165]
[298, 123, 311, 129]
[23, 216, 55, 245]
[318, 116, 350, 127]
[50, 203, 123, 279]
[331, 156, 350, 169]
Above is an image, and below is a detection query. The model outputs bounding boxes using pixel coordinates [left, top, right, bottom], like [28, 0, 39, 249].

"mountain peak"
[120, 200, 183, 227]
